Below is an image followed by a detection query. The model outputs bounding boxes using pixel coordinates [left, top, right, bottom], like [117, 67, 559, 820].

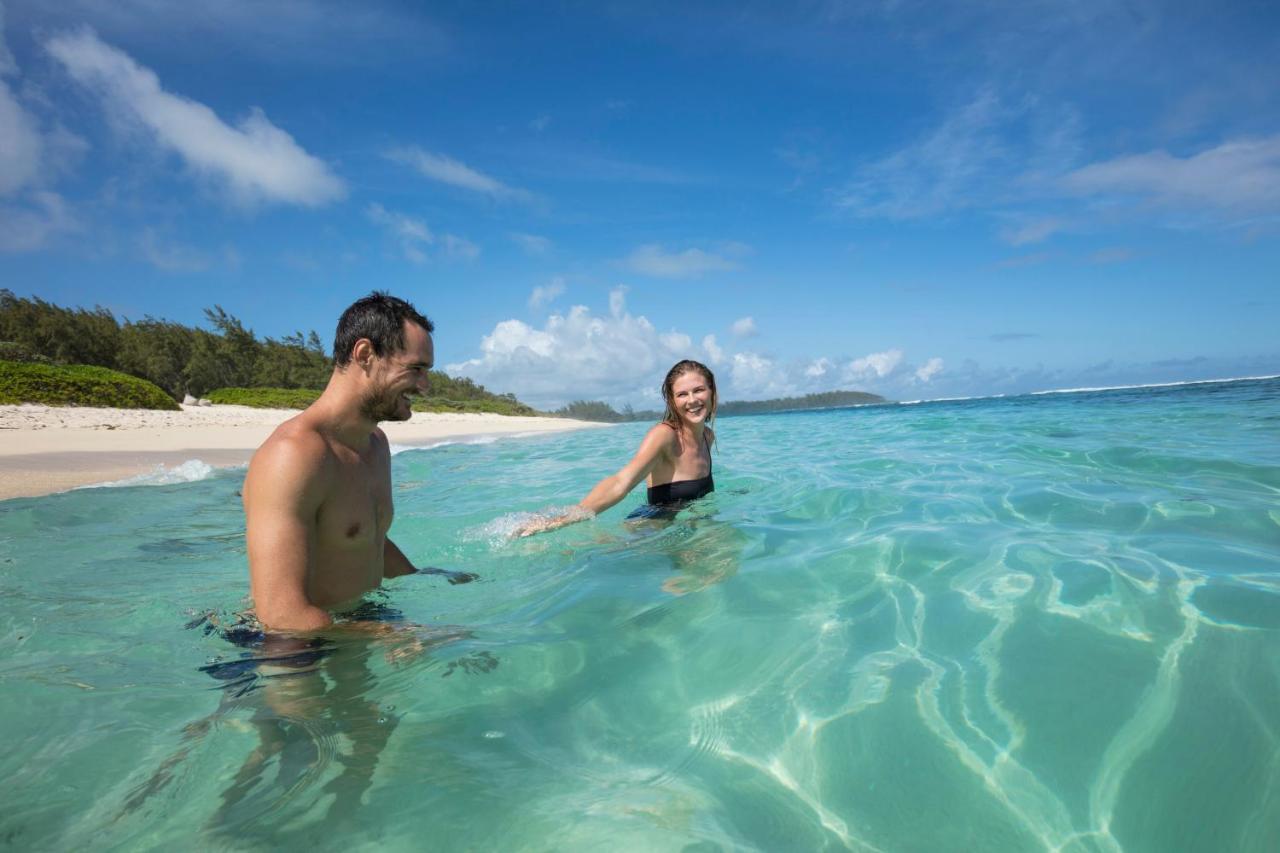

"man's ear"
[351, 338, 376, 370]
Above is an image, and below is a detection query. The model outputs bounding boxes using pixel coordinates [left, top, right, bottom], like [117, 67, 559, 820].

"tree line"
[551, 389, 886, 422]
[0, 289, 526, 408]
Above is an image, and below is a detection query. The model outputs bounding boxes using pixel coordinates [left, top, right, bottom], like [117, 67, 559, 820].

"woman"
[518, 360, 718, 536]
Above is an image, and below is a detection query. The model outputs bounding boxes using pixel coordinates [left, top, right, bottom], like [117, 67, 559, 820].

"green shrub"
[413, 397, 538, 417]
[206, 386, 538, 416]
[0, 360, 181, 409]
[0, 341, 51, 364]
[206, 387, 322, 408]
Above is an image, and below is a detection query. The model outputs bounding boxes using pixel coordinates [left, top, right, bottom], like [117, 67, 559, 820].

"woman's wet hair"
[661, 360, 717, 429]
[333, 291, 434, 367]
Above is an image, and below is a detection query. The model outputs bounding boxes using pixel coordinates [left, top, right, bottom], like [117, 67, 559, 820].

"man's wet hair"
[333, 291, 434, 367]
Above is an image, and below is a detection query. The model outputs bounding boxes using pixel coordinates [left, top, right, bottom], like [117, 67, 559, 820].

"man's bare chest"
[316, 457, 393, 550]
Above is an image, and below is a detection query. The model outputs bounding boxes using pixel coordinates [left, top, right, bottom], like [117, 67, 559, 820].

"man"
[243, 291, 468, 633]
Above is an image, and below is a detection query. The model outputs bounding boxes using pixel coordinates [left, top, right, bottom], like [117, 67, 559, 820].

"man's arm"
[383, 539, 478, 584]
[383, 538, 416, 578]
[244, 433, 335, 632]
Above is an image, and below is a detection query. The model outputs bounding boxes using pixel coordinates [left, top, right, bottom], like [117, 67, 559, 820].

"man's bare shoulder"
[246, 414, 335, 492]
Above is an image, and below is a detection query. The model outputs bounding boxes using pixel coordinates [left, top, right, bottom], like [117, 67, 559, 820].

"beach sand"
[0, 403, 610, 501]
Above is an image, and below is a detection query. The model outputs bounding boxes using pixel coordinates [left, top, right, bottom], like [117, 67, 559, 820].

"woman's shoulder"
[645, 421, 678, 439]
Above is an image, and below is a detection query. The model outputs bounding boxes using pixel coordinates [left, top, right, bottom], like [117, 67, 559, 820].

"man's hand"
[419, 567, 479, 585]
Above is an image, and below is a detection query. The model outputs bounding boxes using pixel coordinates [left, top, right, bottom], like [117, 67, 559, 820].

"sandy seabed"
[0, 404, 609, 500]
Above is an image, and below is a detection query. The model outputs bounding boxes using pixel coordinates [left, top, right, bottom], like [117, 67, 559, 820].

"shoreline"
[0, 403, 610, 501]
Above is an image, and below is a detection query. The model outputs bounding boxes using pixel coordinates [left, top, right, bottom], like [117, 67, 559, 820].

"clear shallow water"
[2, 378, 1279, 851]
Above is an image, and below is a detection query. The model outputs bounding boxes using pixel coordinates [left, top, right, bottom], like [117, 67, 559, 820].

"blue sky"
[1, 0, 1277, 408]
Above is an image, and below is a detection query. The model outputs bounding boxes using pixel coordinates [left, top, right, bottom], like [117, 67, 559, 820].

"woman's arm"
[517, 426, 674, 537]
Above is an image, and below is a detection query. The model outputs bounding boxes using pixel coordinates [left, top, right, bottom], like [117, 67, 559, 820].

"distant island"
[552, 389, 887, 423]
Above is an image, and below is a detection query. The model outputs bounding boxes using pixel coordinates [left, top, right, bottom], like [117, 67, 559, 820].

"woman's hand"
[514, 514, 574, 538]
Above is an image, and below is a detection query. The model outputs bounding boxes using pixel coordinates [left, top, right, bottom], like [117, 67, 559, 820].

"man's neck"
[310, 373, 379, 452]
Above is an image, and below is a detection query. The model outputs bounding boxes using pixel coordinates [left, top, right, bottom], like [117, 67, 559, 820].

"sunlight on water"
[1, 377, 1278, 850]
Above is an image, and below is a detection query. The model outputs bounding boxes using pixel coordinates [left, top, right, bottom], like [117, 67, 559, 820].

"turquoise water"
[2, 377, 1279, 851]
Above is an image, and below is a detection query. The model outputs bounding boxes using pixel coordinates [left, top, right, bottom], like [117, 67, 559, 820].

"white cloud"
[45, 29, 344, 207]
[702, 334, 723, 365]
[729, 351, 789, 399]
[386, 145, 527, 201]
[511, 231, 550, 255]
[805, 356, 833, 378]
[138, 227, 209, 272]
[447, 286, 676, 408]
[731, 316, 757, 338]
[529, 114, 550, 132]
[0, 3, 15, 76]
[1062, 135, 1280, 214]
[999, 216, 1065, 246]
[660, 331, 692, 352]
[846, 348, 904, 380]
[835, 88, 1012, 220]
[624, 243, 742, 278]
[367, 203, 432, 264]
[0, 190, 77, 251]
[528, 277, 565, 311]
[0, 79, 41, 195]
[914, 357, 944, 382]
[442, 233, 479, 260]
[366, 202, 476, 264]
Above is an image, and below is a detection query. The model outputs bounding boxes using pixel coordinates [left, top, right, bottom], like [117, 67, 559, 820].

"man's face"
[362, 322, 434, 423]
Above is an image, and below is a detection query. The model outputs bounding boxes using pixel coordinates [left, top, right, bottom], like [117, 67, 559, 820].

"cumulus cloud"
[729, 351, 790, 399]
[386, 145, 528, 201]
[805, 356, 833, 378]
[1062, 135, 1280, 214]
[846, 348, 904, 380]
[366, 202, 476, 263]
[660, 331, 692, 351]
[45, 29, 344, 207]
[914, 357, 944, 382]
[731, 316, 758, 338]
[702, 334, 724, 365]
[624, 243, 744, 278]
[528, 277, 565, 311]
[447, 287, 682, 408]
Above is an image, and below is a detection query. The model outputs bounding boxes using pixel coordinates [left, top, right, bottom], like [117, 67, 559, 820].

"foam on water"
[2, 376, 1279, 851]
[81, 458, 219, 489]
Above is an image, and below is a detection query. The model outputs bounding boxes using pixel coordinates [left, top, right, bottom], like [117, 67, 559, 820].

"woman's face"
[670, 371, 712, 427]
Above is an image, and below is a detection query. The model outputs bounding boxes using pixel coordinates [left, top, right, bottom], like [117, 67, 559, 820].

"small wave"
[389, 435, 503, 457]
[468, 505, 595, 545]
[896, 394, 1007, 406]
[84, 459, 217, 489]
[1029, 374, 1280, 396]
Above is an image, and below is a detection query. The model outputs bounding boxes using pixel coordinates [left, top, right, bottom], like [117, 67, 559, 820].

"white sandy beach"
[0, 404, 610, 501]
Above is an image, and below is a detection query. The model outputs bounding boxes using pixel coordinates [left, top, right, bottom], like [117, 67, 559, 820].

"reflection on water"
[1, 378, 1279, 850]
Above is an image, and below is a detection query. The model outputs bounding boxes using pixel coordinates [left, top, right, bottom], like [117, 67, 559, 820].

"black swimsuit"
[627, 427, 714, 518]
